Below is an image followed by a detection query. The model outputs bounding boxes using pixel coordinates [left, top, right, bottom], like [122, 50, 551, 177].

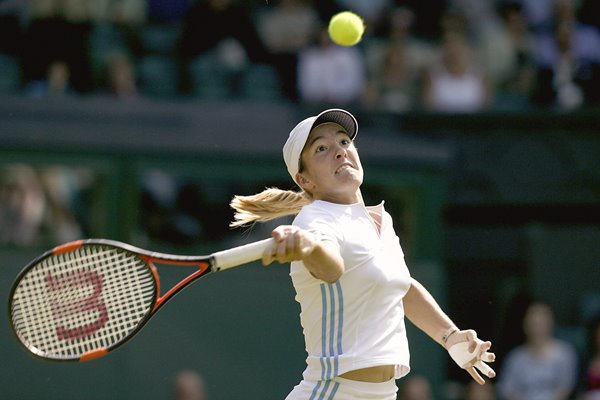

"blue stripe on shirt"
[320, 283, 328, 380]
[308, 380, 322, 400]
[319, 282, 344, 380]
[335, 280, 344, 355]
[328, 283, 336, 376]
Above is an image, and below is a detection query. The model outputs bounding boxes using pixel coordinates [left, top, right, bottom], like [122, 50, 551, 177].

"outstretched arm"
[403, 278, 456, 346]
[403, 278, 496, 384]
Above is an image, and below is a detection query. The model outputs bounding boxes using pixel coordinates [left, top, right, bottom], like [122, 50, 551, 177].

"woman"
[497, 301, 577, 400]
[230, 108, 495, 399]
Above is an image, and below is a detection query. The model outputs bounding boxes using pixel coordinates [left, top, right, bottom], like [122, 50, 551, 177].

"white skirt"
[285, 376, 398, 400]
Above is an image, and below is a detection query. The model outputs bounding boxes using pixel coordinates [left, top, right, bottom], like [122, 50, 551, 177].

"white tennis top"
[290, 200, 412, 381]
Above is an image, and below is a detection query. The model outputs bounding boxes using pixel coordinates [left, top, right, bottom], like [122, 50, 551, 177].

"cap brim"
[312, 109, 358, 139]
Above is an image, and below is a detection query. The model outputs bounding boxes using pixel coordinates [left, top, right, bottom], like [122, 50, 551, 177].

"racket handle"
[212, 238, 275, 271]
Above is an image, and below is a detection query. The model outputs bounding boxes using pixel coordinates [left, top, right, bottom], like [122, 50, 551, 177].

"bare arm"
[404, 278, 496, 384]
[263, 225, 344, 283]
[403, 277, 456, 346]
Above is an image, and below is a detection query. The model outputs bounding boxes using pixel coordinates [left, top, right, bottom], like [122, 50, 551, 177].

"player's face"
[297, 122, 363, 204]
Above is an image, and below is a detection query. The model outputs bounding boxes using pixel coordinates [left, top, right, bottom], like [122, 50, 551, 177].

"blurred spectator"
[464, 379, 496, 400]
[297, 25, 366, 105]
[172, 369, 207, 400]
[176, 0, 271, 97]
[438, 8, 470, 37]
[397, 374, 433, 400]
[0, 164, 84, 246]
[37, 167, 84, 243]
[497, 301, 578, 400]
[22, 0, 96, 97]
[255, 0, 320, 100]
[363, 6, 435, 112]
[92, 0, 147, 99]
[0, 165, 46, 245]
[104, 51, 139, 99]
[579, 313, 600, 400]
[530, 0, 600, 110]
[421, 27, 491, 113]
[477, 1, 536, 109]
[446, 0, 498, 39]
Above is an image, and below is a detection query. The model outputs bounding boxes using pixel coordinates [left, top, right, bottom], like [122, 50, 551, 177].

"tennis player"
[230, 108, 495, 399]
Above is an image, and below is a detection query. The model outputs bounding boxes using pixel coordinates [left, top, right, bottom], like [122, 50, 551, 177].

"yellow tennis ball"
[328, 11, 365, 47]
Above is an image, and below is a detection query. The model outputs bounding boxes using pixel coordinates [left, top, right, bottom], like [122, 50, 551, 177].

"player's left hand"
[445, 329, 496, 384]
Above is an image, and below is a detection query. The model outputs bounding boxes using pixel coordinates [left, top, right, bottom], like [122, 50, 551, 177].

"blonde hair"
[229, 187, 312, 227]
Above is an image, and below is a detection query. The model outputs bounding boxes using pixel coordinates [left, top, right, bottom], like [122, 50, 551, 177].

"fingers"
[466, 366, 485, 385]
[480, 349, 495, 363]
[262, 246, 273, 265]
[466, 359, 495, 385]
[464, 330, 478, 353]
[462, 331, 491, 355]
[262, 226, 315, 265]
[475, 360, 496, 379]
[480, 340, 492, 353]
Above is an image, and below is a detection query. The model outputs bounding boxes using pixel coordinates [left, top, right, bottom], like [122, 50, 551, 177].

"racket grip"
[212, 238, 274, 271]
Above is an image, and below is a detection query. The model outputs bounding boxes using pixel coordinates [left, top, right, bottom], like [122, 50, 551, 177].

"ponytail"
[229, 187, 312, 227]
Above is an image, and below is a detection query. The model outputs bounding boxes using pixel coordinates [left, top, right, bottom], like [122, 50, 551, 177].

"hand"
[446, 329, 496, 384]
[262, 225, 316, 265]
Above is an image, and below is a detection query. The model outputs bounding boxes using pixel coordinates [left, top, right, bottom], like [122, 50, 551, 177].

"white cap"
[283, 109, 358, 184]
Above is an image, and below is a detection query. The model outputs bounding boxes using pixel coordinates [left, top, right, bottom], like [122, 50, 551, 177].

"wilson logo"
[45, 270, 108, 340]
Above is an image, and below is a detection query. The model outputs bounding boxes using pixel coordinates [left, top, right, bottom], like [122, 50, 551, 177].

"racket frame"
[8, 237, 272, 362]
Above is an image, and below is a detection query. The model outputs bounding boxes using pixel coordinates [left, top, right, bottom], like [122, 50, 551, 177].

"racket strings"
[10, 245, 156, 360]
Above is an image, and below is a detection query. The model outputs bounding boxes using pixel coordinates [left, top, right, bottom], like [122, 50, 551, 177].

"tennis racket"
[8, 237, 274, 362]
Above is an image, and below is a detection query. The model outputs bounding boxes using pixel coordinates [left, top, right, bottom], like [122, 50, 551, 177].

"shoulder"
[295, 201, 339, 224]
[294, 202, 347, 241]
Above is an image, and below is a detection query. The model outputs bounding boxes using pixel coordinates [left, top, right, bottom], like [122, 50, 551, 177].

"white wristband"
[448, 341, 479, 368]
[442, 327, 458, 346]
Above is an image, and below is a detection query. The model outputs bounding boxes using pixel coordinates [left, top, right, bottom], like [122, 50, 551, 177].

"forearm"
[404, 278, 457, 346]
[405, 280, 497, 384]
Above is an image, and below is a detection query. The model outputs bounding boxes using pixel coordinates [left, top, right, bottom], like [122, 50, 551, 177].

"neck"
[316, 190, 363, 205]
